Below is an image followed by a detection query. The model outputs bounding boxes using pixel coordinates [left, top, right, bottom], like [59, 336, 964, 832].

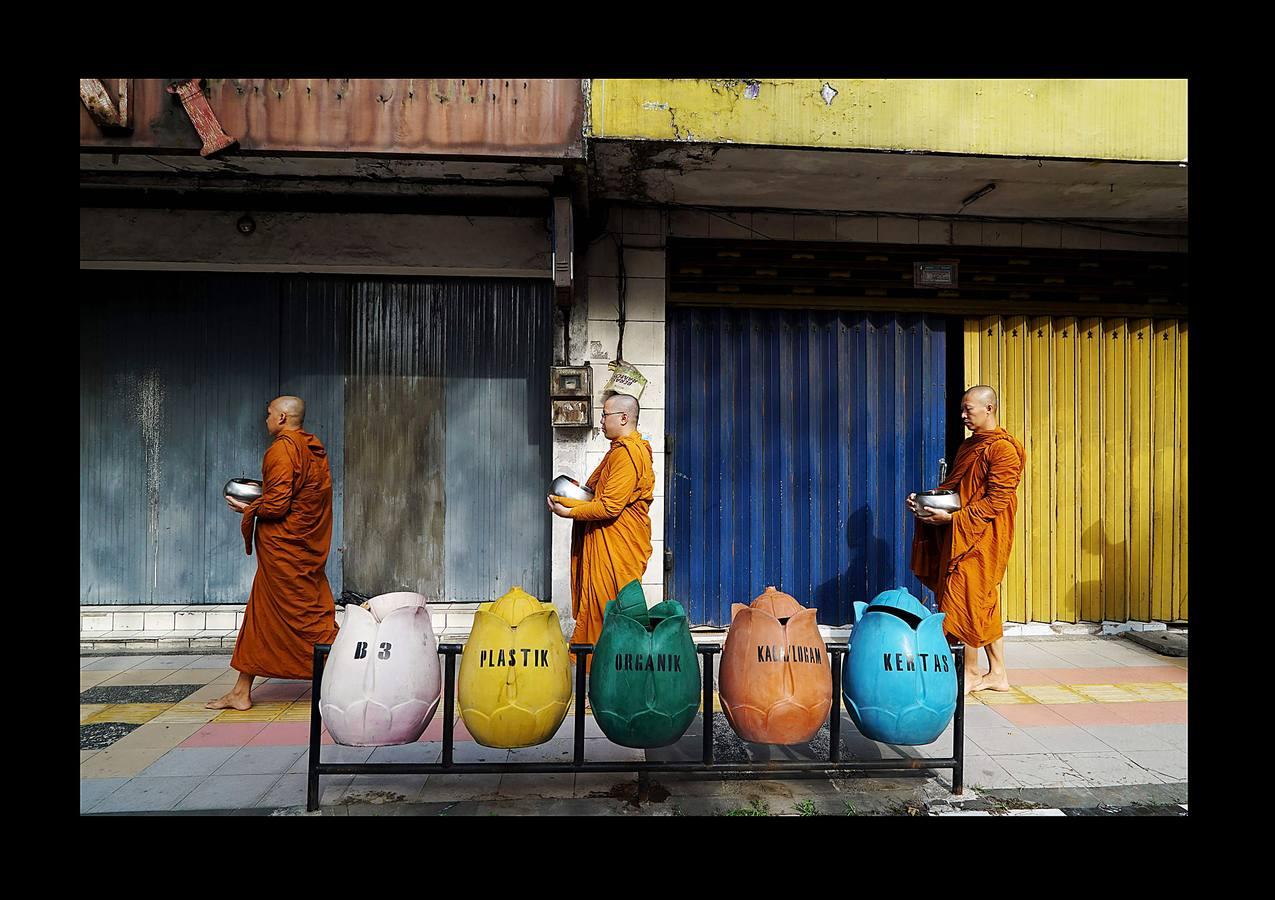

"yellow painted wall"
[590, 79, 1187, 162]
[964, 316, 1187, 624]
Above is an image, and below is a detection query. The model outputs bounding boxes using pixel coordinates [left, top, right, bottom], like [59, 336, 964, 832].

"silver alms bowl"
[550, 474, 595, 502]
[915, 489, 961, 515]
[224, 478, 263, 502]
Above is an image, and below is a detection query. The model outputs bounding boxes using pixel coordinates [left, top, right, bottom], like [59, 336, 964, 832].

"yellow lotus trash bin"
[458, 585, 573, 748]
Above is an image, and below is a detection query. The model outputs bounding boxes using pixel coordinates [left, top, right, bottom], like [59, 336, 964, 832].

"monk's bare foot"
[976, 673, 1012, 692]
[205, 693, 252, 710]
[964, 677, 984, 695]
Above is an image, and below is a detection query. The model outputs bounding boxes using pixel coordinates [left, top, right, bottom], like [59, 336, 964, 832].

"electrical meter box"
[551, 366, 592, 427]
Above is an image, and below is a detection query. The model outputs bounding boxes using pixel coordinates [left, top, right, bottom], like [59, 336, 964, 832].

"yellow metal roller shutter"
[963, 315, 1187, 624]
[1177, 322, 1188, 620]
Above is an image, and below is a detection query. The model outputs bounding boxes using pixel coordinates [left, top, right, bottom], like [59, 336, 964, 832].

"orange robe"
[233, 429, 339, 680]
[560, 431, 655, 669]
[910, 427, 1026, 648]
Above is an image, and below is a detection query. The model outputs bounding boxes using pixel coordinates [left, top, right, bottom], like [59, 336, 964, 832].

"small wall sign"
[914, 261, 959, 289]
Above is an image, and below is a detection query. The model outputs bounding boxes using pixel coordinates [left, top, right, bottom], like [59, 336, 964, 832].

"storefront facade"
[80, 78, 1188, 649]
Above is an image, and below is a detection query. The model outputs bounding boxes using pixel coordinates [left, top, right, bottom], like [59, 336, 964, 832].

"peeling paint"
[592, 80, 1187, 162]
[642, 101, 670, 111]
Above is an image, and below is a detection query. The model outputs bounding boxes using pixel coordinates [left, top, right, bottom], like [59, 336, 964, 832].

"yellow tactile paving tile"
[971, 686, 1037, 704]
[211, 701, 291, 723]
[150, 701, 221, 724]
[1068, 684, 1141, 703]
[83, 703, 175, 724]
[1119, 682, 1189, 702]
[81, 704, 108, 723]
[276, 701, 314, 722]
[1017, 684, 1089, 704]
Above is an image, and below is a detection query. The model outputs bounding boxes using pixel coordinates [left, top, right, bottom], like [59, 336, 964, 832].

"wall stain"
[117, 368, 166, 598]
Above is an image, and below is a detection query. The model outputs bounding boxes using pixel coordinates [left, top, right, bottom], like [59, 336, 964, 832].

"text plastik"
[478, 648, 551, 667]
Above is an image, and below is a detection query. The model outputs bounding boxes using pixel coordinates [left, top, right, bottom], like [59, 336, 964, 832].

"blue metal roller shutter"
[666, 306, 946, 626]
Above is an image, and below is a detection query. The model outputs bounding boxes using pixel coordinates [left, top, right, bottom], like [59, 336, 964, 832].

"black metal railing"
[307, 642, 965, 811]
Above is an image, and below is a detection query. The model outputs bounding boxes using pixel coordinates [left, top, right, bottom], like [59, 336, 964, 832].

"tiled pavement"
[80, 637, 1186, 814]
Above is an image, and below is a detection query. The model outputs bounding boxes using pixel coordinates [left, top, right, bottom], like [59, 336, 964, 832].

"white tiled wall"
[80, 602, 480, 650]
[555, 205, 672, 614]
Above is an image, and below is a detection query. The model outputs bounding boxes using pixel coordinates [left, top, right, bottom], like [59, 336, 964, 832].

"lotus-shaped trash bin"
[719, 586, 832, 744]
[612, 578, 650, 628]
[320, 592, 442, 746]
[458, 585, 573, 749]
[589, 597, 700, 748]
[843, 586, 957, 745]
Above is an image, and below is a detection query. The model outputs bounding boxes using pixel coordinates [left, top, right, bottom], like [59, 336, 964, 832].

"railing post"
[306, 643, 330, 812]
[952, 644, 965, 795]
[828, 645, 844, 764]
[441, 645, 459, 768]
[570, 644, 591, 766]
[699, 645, 720, 766]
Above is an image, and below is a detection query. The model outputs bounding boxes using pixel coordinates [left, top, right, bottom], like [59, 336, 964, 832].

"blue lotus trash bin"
[843, 587, 958, 745]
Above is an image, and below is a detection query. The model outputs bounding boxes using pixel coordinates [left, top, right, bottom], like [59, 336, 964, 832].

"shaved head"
[266, 395, 306, 436]
[963, 385, 998, 411]
[272, 395, 306, 424]
[600, 392, 640, 439]
[959, 385, 999, 434]
[607, 393, 639, 421]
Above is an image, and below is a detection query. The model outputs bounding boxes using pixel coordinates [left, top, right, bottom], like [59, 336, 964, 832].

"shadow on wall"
[812, 504, 890, 627]
[1061, 518, 1119, 626]
[811, 503, 941, 625]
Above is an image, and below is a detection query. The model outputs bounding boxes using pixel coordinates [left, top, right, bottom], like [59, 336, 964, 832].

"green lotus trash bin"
[588, 598, 700, 748]
[613, 578, 650, 627]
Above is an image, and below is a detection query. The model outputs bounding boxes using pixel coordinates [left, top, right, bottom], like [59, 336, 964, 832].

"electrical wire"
[616, 236, 626, 362]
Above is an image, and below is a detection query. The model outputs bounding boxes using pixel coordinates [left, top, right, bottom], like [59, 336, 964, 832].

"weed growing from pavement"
[723, 799, 770, 816]
[983, 795, 1041, 815]
[886, 801, 927, 816]
[793, 799, 820, 816]
[844, 801, 858, 816]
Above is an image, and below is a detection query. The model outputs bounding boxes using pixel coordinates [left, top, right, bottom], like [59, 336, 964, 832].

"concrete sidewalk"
[80, 634, 1186, 815]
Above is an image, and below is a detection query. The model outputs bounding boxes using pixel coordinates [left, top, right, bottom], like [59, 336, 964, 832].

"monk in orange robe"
[548, 393, 655, 671]
[909, 386, 1025, 694]
[207, 396, 339, 710]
